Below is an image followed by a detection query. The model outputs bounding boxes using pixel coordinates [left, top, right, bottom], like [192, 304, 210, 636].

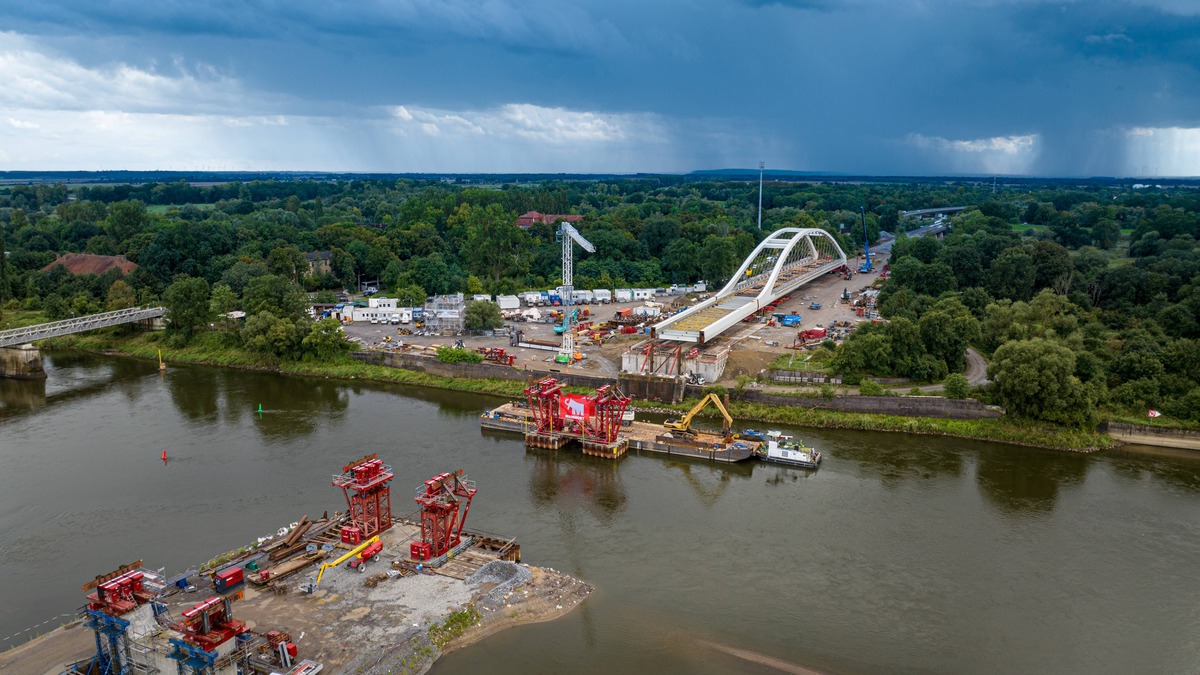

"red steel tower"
[524, 376, 564, 435]
[333, 454, 394, 541]
[586, 384, 631, 443]
[411, 470, 477, 560]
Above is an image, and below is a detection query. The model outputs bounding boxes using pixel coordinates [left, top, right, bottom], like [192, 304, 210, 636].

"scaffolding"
[423, 293, 464, 334]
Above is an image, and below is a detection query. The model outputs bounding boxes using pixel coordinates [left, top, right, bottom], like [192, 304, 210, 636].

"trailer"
[593, 289, 612, 304]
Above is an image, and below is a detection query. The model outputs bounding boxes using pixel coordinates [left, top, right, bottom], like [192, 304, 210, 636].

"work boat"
[761, 433, 821, 470]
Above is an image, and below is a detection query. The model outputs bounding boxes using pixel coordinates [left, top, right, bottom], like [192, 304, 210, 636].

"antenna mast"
[757, 161, 765, 229]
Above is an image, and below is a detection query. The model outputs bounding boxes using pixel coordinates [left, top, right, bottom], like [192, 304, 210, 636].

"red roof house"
[515, 211, 583, 229]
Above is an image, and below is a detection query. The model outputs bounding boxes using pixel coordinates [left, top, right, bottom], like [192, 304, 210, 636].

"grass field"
[146, 203, 216, 214]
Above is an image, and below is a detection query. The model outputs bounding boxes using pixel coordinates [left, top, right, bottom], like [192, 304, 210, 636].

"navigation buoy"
[162, 450, 167, 461]
[257, 404, 264, 418]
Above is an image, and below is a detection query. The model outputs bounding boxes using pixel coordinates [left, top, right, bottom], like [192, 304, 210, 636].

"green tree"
[242, 274, 306, 320]
[267, 246, 307, 283]
[663, 238, 700, 283]
[162, 276, 212, 341]
[209, 283, 239, 334]
[301, 317, 350, 360]
[918, 298, 980, 373]
[105, 200, 149, 242]
[463, 204, 529, 281]
[241, 312, 306, 359]
[987, 248, 1036, 301]
[0, 227, 12, 302]
[1091, 219, 1121, 249]
[943, 373, 970, 399]
[464, 299, 503, 332]
[859, 379, 885, 396]
[699, 235, 736, 286]
[105, 279, 137, 311]
[988, 338, 1097, 426]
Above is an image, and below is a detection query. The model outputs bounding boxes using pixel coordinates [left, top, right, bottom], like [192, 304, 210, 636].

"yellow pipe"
[315, 534, 380, 584]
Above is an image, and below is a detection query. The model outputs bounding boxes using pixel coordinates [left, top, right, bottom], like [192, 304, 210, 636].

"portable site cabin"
[615, 288, 633, 302]
[593, 289, 612, 304]
[472, 294, 493, 303]
[521, 292, 542, 306]
[632, 289, 655, 301]
[496, 295, 521, 310]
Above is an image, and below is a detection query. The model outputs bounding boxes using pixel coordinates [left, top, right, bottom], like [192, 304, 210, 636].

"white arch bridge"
[652, 228, 846, 344]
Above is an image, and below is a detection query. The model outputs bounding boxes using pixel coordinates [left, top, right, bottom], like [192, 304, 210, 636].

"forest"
[1, 176, 1197, 426]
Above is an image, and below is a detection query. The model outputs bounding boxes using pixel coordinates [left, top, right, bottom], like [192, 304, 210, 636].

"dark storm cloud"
[1, 0, 1198, 174]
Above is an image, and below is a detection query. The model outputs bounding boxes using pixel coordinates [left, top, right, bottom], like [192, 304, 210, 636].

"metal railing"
[0, 306, 166, 348]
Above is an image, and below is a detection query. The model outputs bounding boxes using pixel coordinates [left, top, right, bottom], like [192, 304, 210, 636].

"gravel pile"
[466, 560, 532, 604]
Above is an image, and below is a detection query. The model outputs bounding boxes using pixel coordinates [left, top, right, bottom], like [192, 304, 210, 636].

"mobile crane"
[663, 393, 734, 442]
[858, 206, 875, 274]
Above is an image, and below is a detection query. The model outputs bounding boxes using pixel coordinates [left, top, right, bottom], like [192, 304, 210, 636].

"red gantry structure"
[333, 454, 394, 543]
[521, 376, 631, 458]
[524, 376, 569, 448]
[172, 596, 246, 652]
[411, 470, 477, 561]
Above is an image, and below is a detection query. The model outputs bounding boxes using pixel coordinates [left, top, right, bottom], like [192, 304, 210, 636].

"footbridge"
[652, 228, 846, 344]
[0, 306, 166, 349]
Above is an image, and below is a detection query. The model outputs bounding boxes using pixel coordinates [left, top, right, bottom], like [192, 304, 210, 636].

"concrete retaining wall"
[1100, 422, 1200, 450]
[350, 351, 665, 399]
[682, 385, 1003, 420]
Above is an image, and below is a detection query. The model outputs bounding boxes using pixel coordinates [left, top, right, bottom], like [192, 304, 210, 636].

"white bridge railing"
[0, 306, 166, 348]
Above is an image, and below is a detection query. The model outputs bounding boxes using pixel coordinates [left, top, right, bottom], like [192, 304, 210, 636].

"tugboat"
[760, 434, 821, 470]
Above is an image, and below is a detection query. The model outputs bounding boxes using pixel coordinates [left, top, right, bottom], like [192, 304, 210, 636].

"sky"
[0, 0, 1198, 176]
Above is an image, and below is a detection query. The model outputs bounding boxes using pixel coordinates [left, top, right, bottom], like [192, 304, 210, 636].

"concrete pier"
[0, 344, 46, 380]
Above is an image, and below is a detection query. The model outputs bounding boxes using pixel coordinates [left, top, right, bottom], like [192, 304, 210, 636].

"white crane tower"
[556, 221, 595, 364]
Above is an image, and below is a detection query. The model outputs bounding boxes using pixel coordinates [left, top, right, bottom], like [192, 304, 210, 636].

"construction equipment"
[663, 393, 734, 441]
[858, 206, 874, 274]
[308, 535, 381, 590]
[332, 455, 394, 541]
[412, 471, 477, 561]
[556, 222, 595, 364]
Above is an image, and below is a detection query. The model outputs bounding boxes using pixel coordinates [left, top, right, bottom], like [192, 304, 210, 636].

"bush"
[436, 346, 483, 364]
[944, 373, 970, 399]
[859, 379, 885, 396]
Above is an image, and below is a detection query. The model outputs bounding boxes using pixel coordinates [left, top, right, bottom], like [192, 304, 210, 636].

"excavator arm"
[664, 393, 734, 439]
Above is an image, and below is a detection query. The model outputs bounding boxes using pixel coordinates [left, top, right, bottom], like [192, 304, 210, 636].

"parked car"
[809, 302, 823, 310]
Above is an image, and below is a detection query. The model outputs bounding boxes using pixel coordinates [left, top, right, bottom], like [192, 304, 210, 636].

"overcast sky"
[0, 0, 1198, 176]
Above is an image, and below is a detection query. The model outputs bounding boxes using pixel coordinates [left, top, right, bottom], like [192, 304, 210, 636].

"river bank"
[41, 331, 1120, 452]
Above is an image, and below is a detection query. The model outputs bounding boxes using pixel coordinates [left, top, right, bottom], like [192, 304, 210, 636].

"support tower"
[332, 454, 394, 541]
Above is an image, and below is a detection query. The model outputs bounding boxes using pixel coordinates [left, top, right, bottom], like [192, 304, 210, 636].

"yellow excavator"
[663, 393, 733, 442]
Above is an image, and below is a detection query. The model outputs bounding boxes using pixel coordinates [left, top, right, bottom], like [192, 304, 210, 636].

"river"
[3, 353, 1200, 674]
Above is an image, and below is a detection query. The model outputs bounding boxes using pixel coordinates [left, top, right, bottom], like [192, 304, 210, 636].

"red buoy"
[161, 450, 167, 461]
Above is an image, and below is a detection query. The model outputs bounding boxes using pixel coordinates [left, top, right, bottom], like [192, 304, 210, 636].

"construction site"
[481, 377, 761, 463]
[346, 223, 890, 390]
[6, 455, 590, 675]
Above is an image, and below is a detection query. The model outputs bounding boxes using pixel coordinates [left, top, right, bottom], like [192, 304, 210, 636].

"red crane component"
[411, 470, 477, 560]
[586, 384, 631, 443]
[332, 454, 394, 539]
[524, 377, 564, 435]
[87, 570, 151, 616]
[172, 596, 246, 650]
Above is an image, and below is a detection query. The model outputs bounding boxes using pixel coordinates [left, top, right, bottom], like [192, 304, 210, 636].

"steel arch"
[652, 228, 846, 343]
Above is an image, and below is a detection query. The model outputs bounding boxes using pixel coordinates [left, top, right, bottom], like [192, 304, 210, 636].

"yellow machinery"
[663, 393, 733, 441]
[314, 535, 380, 586]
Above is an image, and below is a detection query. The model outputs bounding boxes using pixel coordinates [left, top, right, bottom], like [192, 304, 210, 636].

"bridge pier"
[0, 344, 47, 380]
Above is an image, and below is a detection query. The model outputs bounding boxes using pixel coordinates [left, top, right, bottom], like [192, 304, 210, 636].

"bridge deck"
[0, 307, 165, 349]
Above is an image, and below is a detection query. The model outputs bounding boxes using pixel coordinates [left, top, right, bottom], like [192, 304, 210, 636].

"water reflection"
[665, 460, 754, 506]
[528, 450, 627, 522]
[216, 372, 351, 440]
[830, 441, 965, 486]
[0, 377, 46, 412]
[1103, 447, 1200, 494]
[974, 447, 1090, 514]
